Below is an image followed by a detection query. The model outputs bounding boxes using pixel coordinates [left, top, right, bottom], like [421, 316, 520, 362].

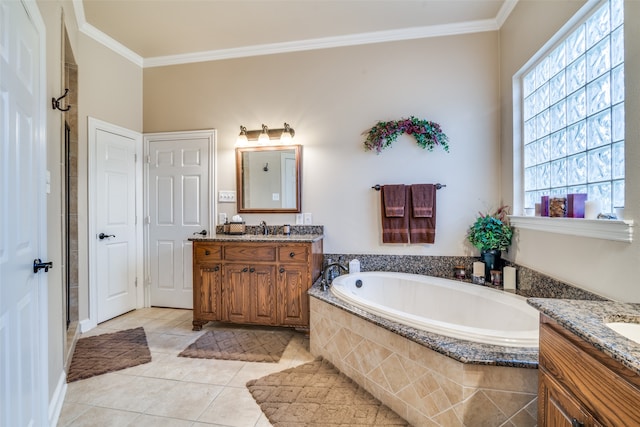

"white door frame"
[86, 117, 143, 330]
[143, 129, 216, 308]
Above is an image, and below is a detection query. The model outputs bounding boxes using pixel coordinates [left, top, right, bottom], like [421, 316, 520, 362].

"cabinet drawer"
[278, 245, 309, 263]
[540, 323, 640, 425]
[194, 244, 222, 262]
[224, 244, 276, 262]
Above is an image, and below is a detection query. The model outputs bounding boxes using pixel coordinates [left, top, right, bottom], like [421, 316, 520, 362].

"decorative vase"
[481, 249, 502, 282]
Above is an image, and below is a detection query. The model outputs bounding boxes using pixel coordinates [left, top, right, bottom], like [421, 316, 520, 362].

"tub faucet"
[260, 220, 268, 235]
[320, 262, 348, 291]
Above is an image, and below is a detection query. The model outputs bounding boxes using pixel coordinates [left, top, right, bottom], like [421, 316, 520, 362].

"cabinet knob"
[249, 267, 255, 273]
[289, 252, 295, 258]
[242, 267, 248, 272]
[214, 266, 220, 272]
[279, 267, 285, 273]
[205, 250, 210, 255]
[571, 419, 584, 427]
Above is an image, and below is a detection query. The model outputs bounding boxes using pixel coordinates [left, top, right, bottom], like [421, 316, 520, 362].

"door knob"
[98, 233, 115, 240]
[193, 229, 207, 236]
[33, 259, 53, 273]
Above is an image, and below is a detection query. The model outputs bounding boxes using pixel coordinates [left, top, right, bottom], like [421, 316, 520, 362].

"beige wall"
[144, 32, 501, 256]
[36, 0, 143, 406]
[500, 0, 640, 302]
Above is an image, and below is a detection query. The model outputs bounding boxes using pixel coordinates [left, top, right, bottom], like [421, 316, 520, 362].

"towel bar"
[372, 183, 445, 191]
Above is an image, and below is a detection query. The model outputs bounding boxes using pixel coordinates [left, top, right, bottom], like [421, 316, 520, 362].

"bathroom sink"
[605, 322, 640, 344]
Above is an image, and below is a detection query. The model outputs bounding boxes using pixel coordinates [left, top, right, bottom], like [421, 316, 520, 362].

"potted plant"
[467, 206, 513, 280]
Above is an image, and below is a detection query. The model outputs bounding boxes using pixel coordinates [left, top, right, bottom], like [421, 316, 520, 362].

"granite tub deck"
[309, 283, 539, 426]
[528, 298, 640, 376]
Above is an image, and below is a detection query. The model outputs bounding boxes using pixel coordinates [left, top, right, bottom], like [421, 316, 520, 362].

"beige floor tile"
[64, 406, 140, 427]
[197, 387, 263, 427]
[144, 381, 224, 420]
[128, 414, 194, 427]
[56, 402, 91, 426]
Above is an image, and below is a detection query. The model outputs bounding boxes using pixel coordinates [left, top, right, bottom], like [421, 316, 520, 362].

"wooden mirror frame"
[235, 144, 302, 213]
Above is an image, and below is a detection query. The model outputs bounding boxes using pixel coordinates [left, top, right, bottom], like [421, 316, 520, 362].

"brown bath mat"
[178, 327, 294, 363]
[67, 327, 151, 383]
[246, 358, 410, 426]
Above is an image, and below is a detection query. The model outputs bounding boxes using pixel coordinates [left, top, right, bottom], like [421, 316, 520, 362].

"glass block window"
[522, 0, 624, 214]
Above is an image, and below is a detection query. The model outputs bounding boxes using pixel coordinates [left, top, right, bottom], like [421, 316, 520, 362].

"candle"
[503, 266, 516, 290]
[585, 200, 602, 219]
[473, 261, 484, 277]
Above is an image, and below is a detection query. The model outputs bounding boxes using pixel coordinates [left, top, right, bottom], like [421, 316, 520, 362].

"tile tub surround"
[310, 296, 538, 426]
[528, 298, 640, 375]
[324, 253, 606, 300]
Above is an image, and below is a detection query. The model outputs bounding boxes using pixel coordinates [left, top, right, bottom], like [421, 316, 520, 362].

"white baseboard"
[48, 371, 67, 426]
[79, 318, 96, 333]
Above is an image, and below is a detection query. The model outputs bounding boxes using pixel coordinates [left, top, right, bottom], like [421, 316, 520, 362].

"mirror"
[236, 145, 301, 213]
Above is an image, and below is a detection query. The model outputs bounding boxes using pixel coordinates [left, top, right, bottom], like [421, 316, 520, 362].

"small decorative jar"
[453, 265, 466, 280]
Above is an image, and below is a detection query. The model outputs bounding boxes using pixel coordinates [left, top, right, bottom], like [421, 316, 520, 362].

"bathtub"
[330, 271, 539, 348]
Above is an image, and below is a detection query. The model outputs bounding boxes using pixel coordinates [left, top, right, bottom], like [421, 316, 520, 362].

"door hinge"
[135, 277, 138, 288]
[145, 155, 151, 164]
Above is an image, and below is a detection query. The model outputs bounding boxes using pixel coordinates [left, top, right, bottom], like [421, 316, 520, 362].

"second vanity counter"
[528, 298, 640, 376]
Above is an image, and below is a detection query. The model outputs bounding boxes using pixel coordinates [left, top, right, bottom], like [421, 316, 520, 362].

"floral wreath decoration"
[363, 116, 450, 154]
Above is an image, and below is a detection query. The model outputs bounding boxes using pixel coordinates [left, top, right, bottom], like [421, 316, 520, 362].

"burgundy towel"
[411, 184, 434, 218]
[382, 185, 406, 217]
[409, 185, 436, 244]
[381, 185, 409, 244]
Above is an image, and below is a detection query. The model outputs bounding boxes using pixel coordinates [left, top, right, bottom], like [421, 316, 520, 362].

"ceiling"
[78, 0, 516, 67]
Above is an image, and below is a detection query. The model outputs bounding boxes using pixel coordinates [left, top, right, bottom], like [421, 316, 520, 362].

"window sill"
[509, 216, 634, 243]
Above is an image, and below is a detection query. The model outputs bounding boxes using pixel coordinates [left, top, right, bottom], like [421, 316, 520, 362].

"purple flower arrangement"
[363, 116, 450, 154]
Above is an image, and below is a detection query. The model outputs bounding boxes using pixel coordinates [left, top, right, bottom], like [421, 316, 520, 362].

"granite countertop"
[309, 281, 539, 368]
[189, 233, 324, 243]
[528, 298, 640, 375]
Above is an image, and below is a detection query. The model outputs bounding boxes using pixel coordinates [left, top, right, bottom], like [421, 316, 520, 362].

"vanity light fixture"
[235, 122, 296, 146]
[258, 124, 270, 145]
[236, 126, 249, 146]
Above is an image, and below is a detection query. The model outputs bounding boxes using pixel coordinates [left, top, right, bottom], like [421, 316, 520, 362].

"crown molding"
[72, 0, 143, 67]
[143, 19, 499, 68]
[72, 0, 518, 69]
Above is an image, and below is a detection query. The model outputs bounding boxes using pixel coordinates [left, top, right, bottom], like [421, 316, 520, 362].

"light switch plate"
[295, 214, 304, 225]
[218, 190, 236, 202]
[303, 213, 313, 224]
[218, 213, 227, 224]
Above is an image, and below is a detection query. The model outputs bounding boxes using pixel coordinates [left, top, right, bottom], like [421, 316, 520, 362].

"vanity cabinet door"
[539, 370, 593, 427]
[192, 264, 222, 330]
[277, 264, 309, 326]
[250, 265, 277, 325]
[223, 264, 252, 324]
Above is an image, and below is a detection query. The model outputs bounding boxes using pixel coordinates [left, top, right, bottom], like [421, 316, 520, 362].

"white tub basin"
[605, 322, 640, 344]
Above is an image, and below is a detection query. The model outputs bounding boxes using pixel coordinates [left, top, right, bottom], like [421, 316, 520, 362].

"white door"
[145, 131, 214, 309]
[90, 119, 140, 323]
[0, 1, 49, 425]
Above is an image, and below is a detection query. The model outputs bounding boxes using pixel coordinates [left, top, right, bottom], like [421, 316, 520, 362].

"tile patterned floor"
[58, 308, 315, 427]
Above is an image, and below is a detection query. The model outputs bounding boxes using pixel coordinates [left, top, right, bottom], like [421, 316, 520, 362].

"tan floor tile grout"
[58, 307, 316, 427]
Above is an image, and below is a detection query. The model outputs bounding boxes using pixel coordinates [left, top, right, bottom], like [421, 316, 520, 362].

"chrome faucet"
[260, 220, 268, 235]
[320, 261, 348, 291]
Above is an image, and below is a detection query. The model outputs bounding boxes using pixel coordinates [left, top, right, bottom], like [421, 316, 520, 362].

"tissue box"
[567, 193, 587, 218]
[228, 222, 245, 235]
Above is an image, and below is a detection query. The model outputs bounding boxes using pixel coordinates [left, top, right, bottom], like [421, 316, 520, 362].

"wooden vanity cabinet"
[538, 314, 640, 426]
[192, 239, 322, 331]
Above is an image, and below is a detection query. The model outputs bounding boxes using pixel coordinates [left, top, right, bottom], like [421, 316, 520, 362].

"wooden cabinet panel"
[192, 239, 322, 330]
[278, 265, 308, 326]
[538, 317, 639, 427]
[224, 244, 276, 262]
[194, 244, 222, 262]
[539, 370, 591, 427]
[223, 264, 251, 323]
[251, 265, 277, 324]
[278, 245, 309, 263]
